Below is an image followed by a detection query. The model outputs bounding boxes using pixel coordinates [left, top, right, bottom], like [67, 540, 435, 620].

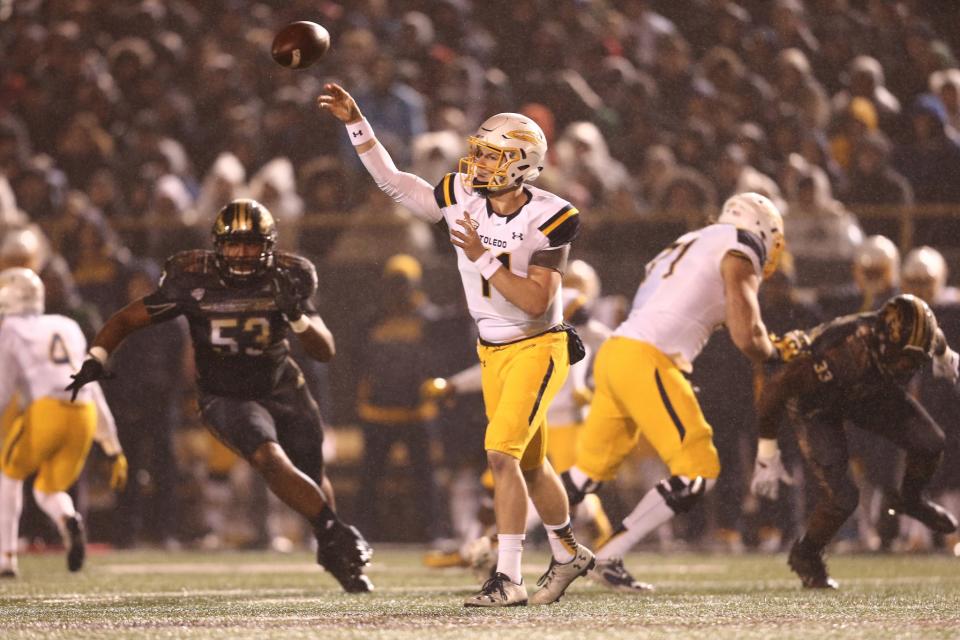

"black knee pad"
[656, 475, 709, 514]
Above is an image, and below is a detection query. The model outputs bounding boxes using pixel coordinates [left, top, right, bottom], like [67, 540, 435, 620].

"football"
[271, 21, 330, 69]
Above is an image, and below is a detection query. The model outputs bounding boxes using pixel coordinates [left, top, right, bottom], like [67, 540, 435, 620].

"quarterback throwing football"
[320, 84, 593, 607]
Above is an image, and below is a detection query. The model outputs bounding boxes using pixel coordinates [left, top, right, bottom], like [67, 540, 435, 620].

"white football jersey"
[614, 224, 765, 371]
[0, 314, 91, 405]
[433, 173, 580, 343]
[0, 313, 122, 455]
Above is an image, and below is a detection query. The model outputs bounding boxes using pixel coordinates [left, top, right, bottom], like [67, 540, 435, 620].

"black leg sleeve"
[850, 391, 946, 501]
[795, 414, 859, 550]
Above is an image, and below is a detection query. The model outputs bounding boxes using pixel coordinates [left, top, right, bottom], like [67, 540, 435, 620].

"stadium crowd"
[1, 0, 959, 558]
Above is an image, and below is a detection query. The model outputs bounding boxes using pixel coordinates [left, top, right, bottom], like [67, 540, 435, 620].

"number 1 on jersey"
[481, 253, 511, 297]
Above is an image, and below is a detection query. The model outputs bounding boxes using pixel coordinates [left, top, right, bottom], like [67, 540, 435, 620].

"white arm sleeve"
[449, 363, 483, 395]
[358, 142, 444, 224]
[89, 382, 122, 457]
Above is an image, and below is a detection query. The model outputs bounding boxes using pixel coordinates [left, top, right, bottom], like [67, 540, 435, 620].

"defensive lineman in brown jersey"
[66, 199, 373, 592]
[751, 294, 959, 588]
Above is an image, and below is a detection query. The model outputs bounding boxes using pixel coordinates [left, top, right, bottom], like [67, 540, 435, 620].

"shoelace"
[536, 558, 559, 587]
[479, 575, 508, 600]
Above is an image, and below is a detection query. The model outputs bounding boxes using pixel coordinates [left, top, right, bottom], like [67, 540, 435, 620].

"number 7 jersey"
[614, 223, 766, 371]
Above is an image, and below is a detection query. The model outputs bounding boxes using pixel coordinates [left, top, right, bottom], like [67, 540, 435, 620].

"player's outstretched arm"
[66, 299, 154, 401]
[317, 83, 442, 223]
[721, 252, 776, 364]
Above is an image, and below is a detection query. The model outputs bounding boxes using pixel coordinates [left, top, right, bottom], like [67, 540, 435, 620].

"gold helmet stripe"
[238, 199, 250, 231]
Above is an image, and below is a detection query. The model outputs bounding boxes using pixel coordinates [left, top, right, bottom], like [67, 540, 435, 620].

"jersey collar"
[485, 188, 532, 224]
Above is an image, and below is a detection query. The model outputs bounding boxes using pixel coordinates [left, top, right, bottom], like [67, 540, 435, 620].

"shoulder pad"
[275, 252, 318, 297]
[808, 314, 867, 355]
[433, 172, 459, 209]
[731, 229, 765, 276]
[538, 202, 580, 247]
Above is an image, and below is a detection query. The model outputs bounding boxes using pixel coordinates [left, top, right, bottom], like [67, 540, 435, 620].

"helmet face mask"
[0, 267, 45, 316]
[212, 199, 277, 286]
[458, 113, 547, 197]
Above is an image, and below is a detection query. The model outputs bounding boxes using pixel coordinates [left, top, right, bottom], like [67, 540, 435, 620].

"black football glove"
[65, 358, 113, 401]
[272, 269, 305, 322]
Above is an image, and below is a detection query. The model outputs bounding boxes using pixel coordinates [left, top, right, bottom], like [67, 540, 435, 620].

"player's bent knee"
[486, 450, 519, 476]
[656, 475, 714, 514]
[249, 442, 289, 475]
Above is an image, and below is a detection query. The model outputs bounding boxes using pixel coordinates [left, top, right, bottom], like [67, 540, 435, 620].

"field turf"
[1, 547, 958, 639]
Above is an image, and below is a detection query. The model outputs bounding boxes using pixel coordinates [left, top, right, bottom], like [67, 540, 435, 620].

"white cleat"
[463, 572, 528, 607]
[588, 557, 655, 593]
[528, 543, 595, 605]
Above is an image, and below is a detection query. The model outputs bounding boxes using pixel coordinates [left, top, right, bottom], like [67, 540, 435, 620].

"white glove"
[933, 347, 960, 385]
[750, 439, 794, 501]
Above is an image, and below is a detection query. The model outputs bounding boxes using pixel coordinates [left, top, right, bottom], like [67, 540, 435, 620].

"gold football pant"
[480, 330, 570, 470]
[546, 423, 579, 473]
[1, 397, 97, 493]
[576, 337, 720, 482]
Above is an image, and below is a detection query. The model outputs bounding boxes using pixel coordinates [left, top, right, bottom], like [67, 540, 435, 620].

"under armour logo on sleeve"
[512, 232, 524, 240]
[352, 130, 364, 138]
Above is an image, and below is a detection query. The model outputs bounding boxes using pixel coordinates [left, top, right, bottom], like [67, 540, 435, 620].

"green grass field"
[1, 547, 958, 639]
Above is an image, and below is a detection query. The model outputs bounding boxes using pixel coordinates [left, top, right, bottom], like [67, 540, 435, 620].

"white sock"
[496, 533, 524, 584]
[32, 488, 76, 533]
[0, 474, 24, 568]
[597, 485, 675, 561]
[543, 518, 577, 563]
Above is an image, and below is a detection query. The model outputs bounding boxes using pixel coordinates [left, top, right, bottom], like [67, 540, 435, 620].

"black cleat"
[891, 497, 958, 534]
[316, 522, 374, 593]
[788, 538, 838, 590]
[0, 567, 18, 579]
[65, 515, 86, 572]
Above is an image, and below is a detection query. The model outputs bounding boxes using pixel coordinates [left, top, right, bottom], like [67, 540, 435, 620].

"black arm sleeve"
[756, 357, 821, 439]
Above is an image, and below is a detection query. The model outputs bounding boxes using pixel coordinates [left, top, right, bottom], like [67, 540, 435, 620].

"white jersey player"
[562, 193, 798, 593]
[320, 84, 594, 607]
[0, 268, 126, 578]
